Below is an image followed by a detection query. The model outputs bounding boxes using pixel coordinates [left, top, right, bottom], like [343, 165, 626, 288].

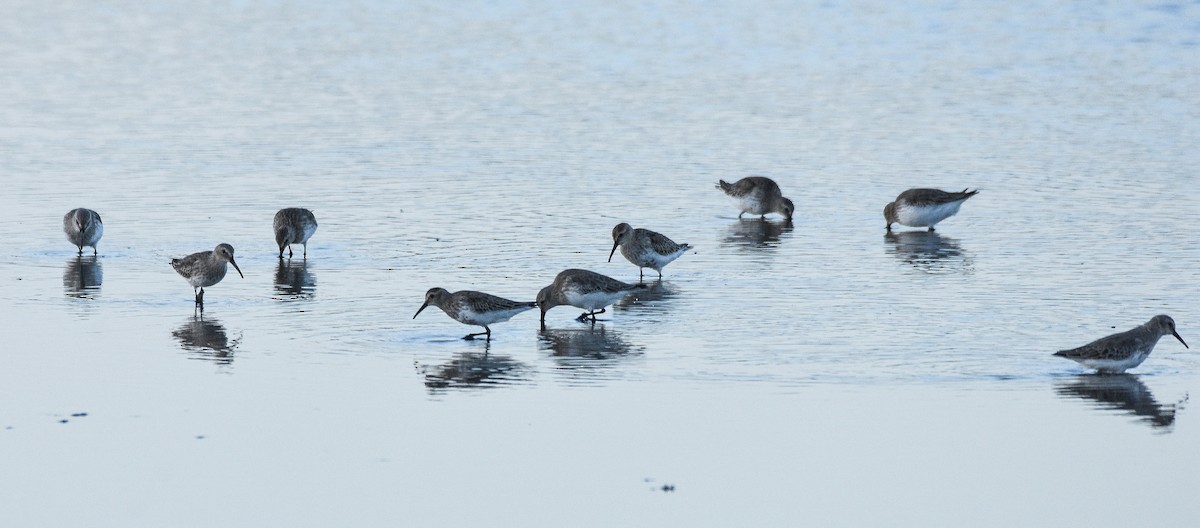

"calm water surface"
[2, 1, 1199, 526]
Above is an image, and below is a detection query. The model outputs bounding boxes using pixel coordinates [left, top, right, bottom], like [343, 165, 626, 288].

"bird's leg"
[302, 244, 307, 259]
[639, 268, 644, 280]
[92, 246, 97, 255]
[463, 327, 491, 341]
[196, 288, 205, 305]
[288, 245, 294, 258]
[738, 211, 744, 219]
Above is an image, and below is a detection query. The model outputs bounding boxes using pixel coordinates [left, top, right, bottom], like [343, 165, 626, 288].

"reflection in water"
[1055, 374, 1181, 430]
[63, 256, 102, 297]
[884, 231, 971, 273]
[539, 325, 643, 381]
[616, 280, 678, 320]
[274, 259, 316, 299]
[172, 315, 241, 365]
[418, 349, 530, 391]
[721, 218, 793, 249]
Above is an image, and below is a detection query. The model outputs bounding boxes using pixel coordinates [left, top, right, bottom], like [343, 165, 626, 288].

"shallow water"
[2, 1, 1199, 526]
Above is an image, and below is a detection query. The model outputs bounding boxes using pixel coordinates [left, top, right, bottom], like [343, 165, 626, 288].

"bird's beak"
[1173, 330, 1188, 349]
[413, 302, 429, 319]
[230, 258, 244, 278]
[608, 242, 619, 262]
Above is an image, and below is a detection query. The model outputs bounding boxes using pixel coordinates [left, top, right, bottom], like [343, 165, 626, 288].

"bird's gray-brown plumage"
[1054, 315, 1188, 373]
[413, 287, 537, 340]
[536, 269, 647, 328]
[883, 188, 978, 231]
[273, 208, 318, 258]
[170, 243, 244, 305]
[716, 176, 794, 220]
[63, 208, 104, 255]
[608, 223, 691, 280]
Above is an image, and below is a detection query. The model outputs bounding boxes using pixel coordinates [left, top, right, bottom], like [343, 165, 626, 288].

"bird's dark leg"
[196, 287, 205, 305]
[463, 327, 491, 341]
[302, 244, 307, 259]
[288, 245, 294, 258]
[886, 224, 892, 231]
[77, 245, 83, 256]
[92, 246, 97, 255]
[738, 211, 744, 219]
[639, 268, 644, 280]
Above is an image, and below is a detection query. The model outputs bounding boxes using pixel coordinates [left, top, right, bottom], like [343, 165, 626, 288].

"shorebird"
[536, 269, 646, 328]
[1054, 315, 1188, 373]
[608, 223, 691, 280]
[63, 208, 103, 255]
[274, 208, 318, 258]
[170, 244, 244, 305]
[884, 188, 978, 231]
[716, 176, 794, 220]
[413, 287, 537, 341]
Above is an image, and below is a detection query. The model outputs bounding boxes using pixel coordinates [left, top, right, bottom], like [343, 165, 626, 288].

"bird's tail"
[716, 180, 732, 193]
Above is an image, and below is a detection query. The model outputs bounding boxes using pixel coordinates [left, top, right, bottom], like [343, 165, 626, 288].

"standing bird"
[536, 269, 646, 328]
[608, 223, 691, 280]
[716, 176, 794, 220]
[63, 208, 104, 255]
[884, 188, 978, 232]
[273, 208, 318, 258]
[1054, 315, 1188, 373]
[413, 287, 537, 341]
[170, 244, 244, 306]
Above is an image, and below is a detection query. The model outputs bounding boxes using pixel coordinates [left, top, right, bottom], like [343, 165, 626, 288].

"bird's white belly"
[564, 289, 628, 311]
[84, 223, 104, 246]
[897, 201, 964, 227]
[299, 223, 317, 244]
[730, 195, 767, 215]
[1081, 350, 1151, 373]
[457, 306, 530, 326]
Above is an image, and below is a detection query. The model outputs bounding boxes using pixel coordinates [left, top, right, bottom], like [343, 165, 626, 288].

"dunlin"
[884, 188, 978, 231]
[536, 269, 646, 327]
[1054, 315, 1188, 373]
[63, 208, 103, 255]
[273, 208, 318, 258]
[170, 244, 244, 305]
[716, 176, 794, 220]
[413, 287, 537, 340]
[608, 223, 691, 280]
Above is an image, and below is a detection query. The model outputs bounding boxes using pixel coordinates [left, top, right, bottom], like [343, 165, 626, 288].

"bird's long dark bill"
[608, 242, 619, 262]
[230, 259, 244, 278]
[413, 302, 429, 319]
[1173, 331, 1189, 349]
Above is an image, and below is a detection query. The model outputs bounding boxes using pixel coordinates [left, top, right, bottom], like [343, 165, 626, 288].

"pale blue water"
[2, 1, 1199, 526]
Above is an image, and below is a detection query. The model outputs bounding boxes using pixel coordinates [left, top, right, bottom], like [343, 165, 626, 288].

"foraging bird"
[170, 244, 244, 305]
[536, 269, 646, 328]
[1054, 315, 1188, 373]
[884, 188, 978, 231]
[273, 208, 318, 258]
[63, 208, 104, 255]
[716, 176, 794, 220]
[413, 287, 537, 341]
[608, 223, 691, 280]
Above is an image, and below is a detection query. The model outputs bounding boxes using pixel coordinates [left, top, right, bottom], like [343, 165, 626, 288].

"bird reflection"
[884, 230, 971, 273]
[418, 348, 530, 391]
[721, 218, 793, 249]
[616, 280, 678, 320]
[274, 259, 316, 299]
[1055, 374, 1181, 430]
[172, 315, 241, 365]
[539, 325, 643, 380]
[63, 255, 102, 297]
